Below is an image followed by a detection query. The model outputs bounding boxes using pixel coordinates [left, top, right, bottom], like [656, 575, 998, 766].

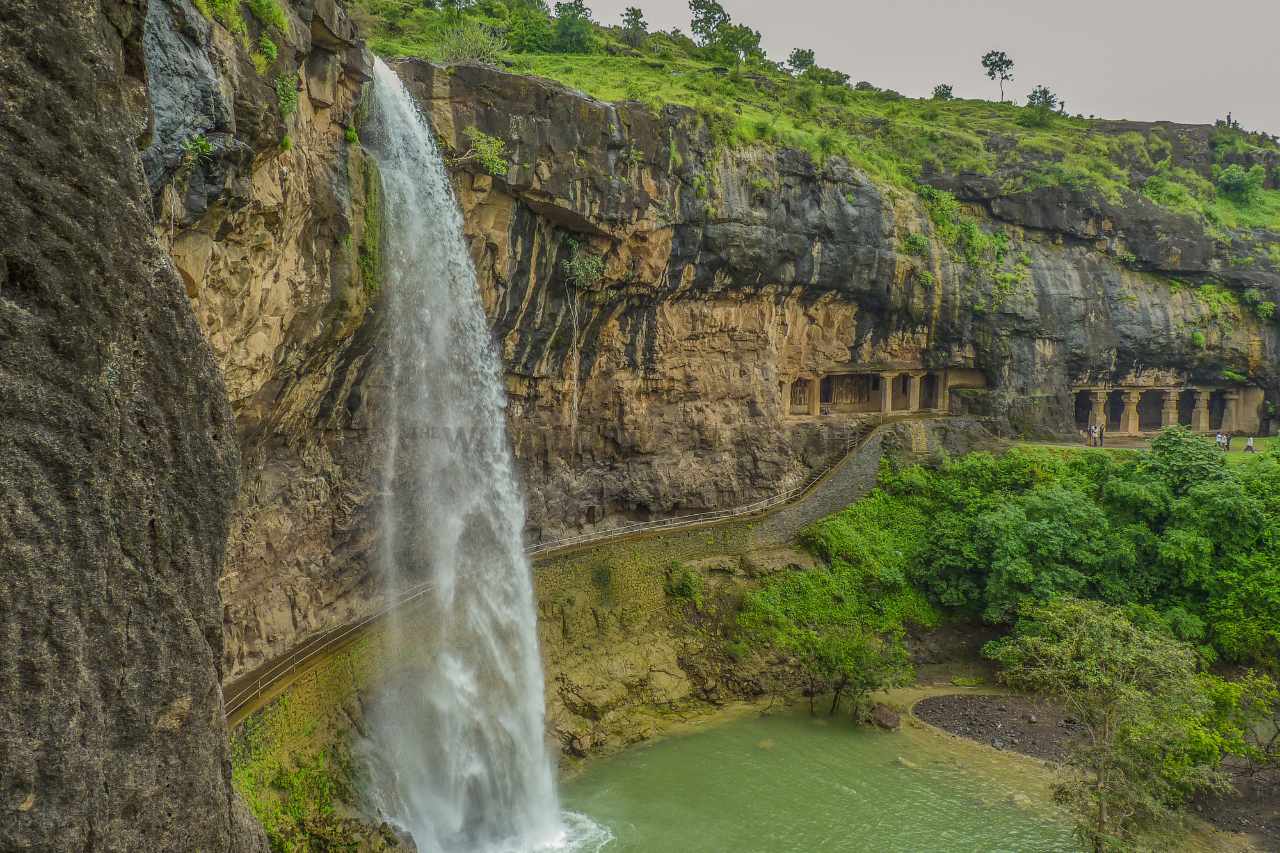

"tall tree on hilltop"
[688, 0, 728, 46]
[981, 49, 1015, 102]
[788, 47, 815, 74]
[621, 6, 647, 47]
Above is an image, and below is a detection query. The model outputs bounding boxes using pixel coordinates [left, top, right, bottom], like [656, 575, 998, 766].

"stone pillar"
[1120, 390, 1141, 435]
[907, 372, 923, 412]
[809, 377, 821, 416]
[1160, 390, 1180, 429]
[1088, 390, 1107, 429]
[1191, 389, 1211, 432]
[1222, 390, 1241, 433]
[880, 372, 897, 414]
[937, 370, 950, 413]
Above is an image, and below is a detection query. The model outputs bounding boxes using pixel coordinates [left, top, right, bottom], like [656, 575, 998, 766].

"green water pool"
[561, 708, 1078, 852]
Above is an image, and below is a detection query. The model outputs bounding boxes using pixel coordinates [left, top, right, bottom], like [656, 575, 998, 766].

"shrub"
[181, 133, 215, 164]
[561, 237, 605, 290]
[275, 73, 298, 119]
[258, 33, 277, 61]
[1190, 330, 1207, 349]
[665, 564, 704, 609]
[458, 127, 508, 176]
[1215, 163, 1265, 202]
[439, 19, 507, 65]
[931, 83, 954, 101]
[901, 232, 929, 256]
[344, 126, 358, 145]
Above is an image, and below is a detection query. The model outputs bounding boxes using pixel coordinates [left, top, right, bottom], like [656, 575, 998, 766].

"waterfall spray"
[360, 60, 608, 853]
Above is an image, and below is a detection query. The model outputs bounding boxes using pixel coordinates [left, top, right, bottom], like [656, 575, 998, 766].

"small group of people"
[1085, 424, 1106, 447]
[1216, 433, 1258, 452]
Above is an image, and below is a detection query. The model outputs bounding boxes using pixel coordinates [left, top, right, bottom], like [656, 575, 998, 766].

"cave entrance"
[1073, 390, 1092, 430]
[891, 373, 911, 411]
[1209, 390, 1227, 431]
[1178, 389, 1196, 427]
[1138, 391, 1165, 432]
[921, 373, 941, 411]
[821, 374, 880, 414]
[789, 379, 812, 416]
[1106, 390, 1125, 432]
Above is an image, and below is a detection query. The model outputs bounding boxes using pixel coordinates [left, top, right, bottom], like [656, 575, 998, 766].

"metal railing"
[223, 416, 889, 723]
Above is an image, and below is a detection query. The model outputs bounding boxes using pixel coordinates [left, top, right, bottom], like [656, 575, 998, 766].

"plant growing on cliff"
[181, 133, 215, 165]
[246, 0, 288, 32]
[981, 50, 1015, 102]
[450, 127, 508, 176]
[931, 83, 954, 101]
[561, 237, 605, 290]
[275, 73, 299, 120]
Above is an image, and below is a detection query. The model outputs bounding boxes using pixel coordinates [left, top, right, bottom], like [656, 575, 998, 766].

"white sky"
[588, 0, 1280, 135]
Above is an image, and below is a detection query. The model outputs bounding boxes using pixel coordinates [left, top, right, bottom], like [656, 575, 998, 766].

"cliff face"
[401, 61, 1279, 535]
[156, 42, 1280, 676]
[140, 0, 382, 678]
[0, 1, 263, 849]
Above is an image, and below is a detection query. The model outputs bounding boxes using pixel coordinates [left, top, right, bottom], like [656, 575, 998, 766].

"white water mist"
[360, 60, 586, 853]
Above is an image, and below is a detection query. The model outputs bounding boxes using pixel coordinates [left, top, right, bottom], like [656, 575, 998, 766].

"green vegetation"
[351, 0, 1280, 244]
[560, 237, 605, 289]
[980, 49, 1015, 102]
[453, 127, 509, 176]
[181, 133, 215, 164]
[275, 73, 299, 119]
[749, 430, 1280, 667]
[359, 158, 383, 297]
[246, 0, 288, 31]
[988, 598, 1275, 851]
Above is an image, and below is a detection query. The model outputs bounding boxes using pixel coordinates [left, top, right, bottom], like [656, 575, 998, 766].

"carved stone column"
[936, 370, 950, 413]
[809, 376, 822, 416]
[1222, 389, 1241, 433]
[880, 372, 898, 414]
[1191, 389, 1212, 432]
[1120, 390, 1142, 435]
[1088, 390, 1107, 429]
[1161, 390, 1180, 429]
[907, 372, 924, 412]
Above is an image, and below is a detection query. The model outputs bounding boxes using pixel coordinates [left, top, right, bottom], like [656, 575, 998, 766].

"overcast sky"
[588, 0, 1280, 135]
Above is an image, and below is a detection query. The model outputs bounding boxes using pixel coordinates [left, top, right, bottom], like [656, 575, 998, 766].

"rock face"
[156, 46, 1279, 676]
[0, 1, 263, 849]
[141, 0, 380, 679]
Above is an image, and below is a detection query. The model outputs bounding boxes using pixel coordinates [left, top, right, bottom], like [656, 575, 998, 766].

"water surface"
[562, 709, 1078, 852]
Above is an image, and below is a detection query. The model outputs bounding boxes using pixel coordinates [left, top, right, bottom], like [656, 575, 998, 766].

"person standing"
[1098, 423, 1105, 447]
[1246, 436, 1257, 453]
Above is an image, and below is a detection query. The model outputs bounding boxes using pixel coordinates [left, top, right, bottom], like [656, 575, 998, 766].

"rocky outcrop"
[0, 0, 263, 849]
[141, 0, 381, 679]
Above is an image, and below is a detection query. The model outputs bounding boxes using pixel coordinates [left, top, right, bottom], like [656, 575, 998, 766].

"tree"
[714, 22, 761, 65]
[551, 0, 592, 53]
[804, 629, 911, 720]
[985, 599, 1231, 852]
[931, 83, 954, 101]
[981, 50, 1014, 102]
[620, 6, 647, 47]
[1026, 84, 1058, 111]
[787, 47, 815, 74]
[688, 0, 728, 46]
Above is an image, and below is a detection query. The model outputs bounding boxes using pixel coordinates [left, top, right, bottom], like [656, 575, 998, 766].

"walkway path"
[223, 413, 968, 726]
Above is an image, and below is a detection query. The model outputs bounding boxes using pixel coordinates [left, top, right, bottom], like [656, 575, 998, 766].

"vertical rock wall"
[0, 0, 264, 849]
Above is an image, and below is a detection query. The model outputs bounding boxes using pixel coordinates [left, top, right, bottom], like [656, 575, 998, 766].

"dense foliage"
[773, 429, 1280, 666]
[988, 598, 1274, 851]
[349, 0, 1280, 237]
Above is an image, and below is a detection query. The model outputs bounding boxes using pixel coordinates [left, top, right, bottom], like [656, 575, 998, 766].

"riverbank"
[915, 692, 1274, 851]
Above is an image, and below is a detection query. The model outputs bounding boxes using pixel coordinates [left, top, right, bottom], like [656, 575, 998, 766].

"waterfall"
[360, 61, 608, 853]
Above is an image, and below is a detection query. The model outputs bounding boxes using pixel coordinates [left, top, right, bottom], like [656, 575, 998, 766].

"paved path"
[222, 414, 971, 726]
